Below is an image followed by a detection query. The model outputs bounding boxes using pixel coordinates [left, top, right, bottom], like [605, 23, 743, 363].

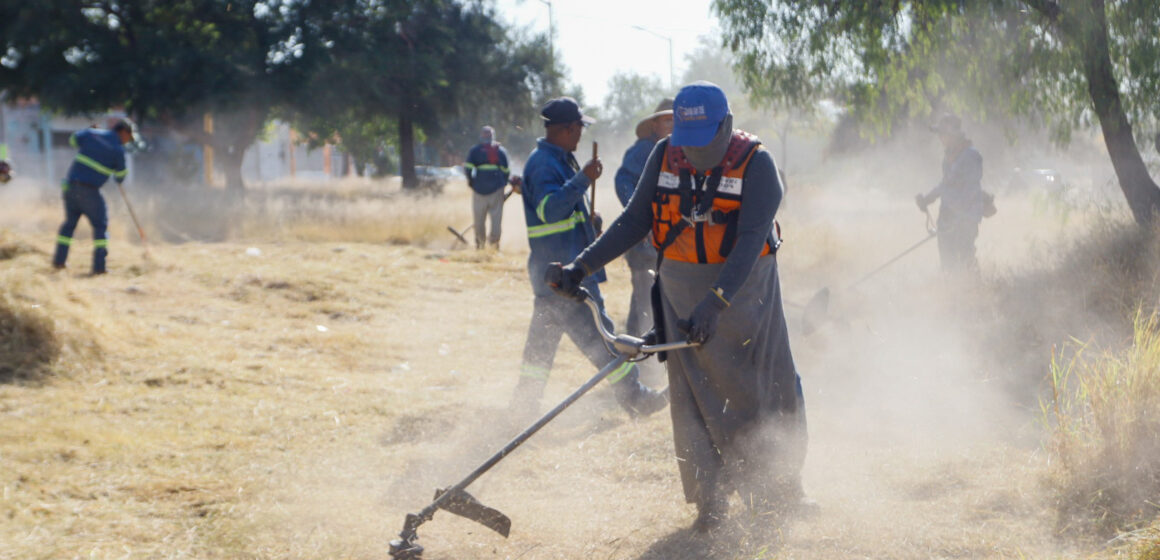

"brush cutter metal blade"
[801, 287, 830, 336]
[434, 487, 511, 538]
[446, 226, 470, 246]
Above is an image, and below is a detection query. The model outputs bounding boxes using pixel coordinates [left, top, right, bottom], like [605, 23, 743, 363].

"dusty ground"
[0, 169, 1137, 559]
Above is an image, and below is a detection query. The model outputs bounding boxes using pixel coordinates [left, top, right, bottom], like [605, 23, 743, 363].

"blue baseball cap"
[540, 97, 595, 127]
[671, 81, 730, 147]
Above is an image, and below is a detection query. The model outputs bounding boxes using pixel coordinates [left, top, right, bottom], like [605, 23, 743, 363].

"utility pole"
[631, 25, 674, 89]
[538, 0, 554, 65]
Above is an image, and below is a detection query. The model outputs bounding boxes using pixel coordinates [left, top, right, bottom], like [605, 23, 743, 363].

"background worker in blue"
[510, 97, 667, 418]
[52, 120, 134, 275]
[614, 98, 672, 342]
[464, 126, 515, 250]
[546, 82, 811, 532]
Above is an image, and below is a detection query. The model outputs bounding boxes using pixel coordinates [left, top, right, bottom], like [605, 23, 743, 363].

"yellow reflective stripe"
[476, 164, 501, 171]
[57, 236, 73, 246]
[500, 166, 510, 174]
[606, 362, 634, 384]
[69, 134, 77, 148]
[75, 153, 125, 178]
[536, 194, 552, 222]
[520, 364, 550, 380]
[464, 163, 476, 170]
[0, 143, 8, 159]
[527, 211, 585, 239]
[93, 239, 108, 248]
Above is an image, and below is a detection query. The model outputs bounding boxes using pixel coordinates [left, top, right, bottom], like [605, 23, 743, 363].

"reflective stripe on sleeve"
[93, 239, 108, 249]
[535, 193, 552, 222]
[57, 235, 73, 246]
[527, 211, 585, 239]
[75, 153, 126, 178]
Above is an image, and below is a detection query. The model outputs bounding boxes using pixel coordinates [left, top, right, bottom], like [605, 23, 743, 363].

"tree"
[599, 71, 669, 142]
[290, 0, 559, 189]
[0, 0, 328, 192]
[714, 0, 1160, 225]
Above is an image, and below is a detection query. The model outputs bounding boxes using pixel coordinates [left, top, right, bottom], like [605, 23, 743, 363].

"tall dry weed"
[1044, 312, 1160, 537]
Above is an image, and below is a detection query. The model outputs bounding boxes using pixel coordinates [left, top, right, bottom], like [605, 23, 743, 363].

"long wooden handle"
[591, 141, 598, 210]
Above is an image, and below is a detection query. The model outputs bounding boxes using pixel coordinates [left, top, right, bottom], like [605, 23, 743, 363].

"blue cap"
[540, 97, 595, 127]
[671, 81, 729, 147]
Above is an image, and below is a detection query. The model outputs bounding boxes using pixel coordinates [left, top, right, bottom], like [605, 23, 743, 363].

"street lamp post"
[538, 0, 554, 65]
[631, 25, 674, 89]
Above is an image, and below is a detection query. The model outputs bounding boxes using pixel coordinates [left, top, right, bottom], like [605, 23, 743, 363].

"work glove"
[592, 211, 603, 235]
[683, 290, 730, 345]
[509, 175, 522, 194]
[545, 261, 587, 301]
[915, 193, 930, 212]
[0, 161, 10, 184]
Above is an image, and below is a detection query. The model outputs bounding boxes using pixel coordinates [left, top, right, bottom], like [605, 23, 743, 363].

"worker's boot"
[614, 378, 668, 418]
[692, 491, 728, 534]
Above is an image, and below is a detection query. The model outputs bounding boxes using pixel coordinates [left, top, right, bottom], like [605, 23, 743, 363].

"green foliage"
[713, 0, 1160, 141]
[599, 71, 668, 141]
[287, 0, 560, 183]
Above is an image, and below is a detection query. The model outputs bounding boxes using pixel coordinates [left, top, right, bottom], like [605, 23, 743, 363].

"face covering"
[681, 114, 733, 171]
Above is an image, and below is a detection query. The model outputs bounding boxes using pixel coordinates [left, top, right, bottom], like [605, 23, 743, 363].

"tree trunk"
[399, 109, 418, 190]
[1080, 0, 1160, 225]
[220, 145, 247, 193]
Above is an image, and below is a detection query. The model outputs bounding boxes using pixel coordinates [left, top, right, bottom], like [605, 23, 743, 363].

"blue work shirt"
[521, 138, 605, 296]
[465, 142, 511, 195]
[614, 137, 658, 207]
[66, 129, 127, 188]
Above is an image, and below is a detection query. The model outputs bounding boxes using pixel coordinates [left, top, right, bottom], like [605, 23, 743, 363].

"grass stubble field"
[0, 162, 1157, 559]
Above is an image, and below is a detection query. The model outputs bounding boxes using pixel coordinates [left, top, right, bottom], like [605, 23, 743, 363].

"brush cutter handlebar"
[576, 287, 699, 356]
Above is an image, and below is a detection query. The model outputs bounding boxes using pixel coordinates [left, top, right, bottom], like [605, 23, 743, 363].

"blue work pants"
[53, 182, 109, 273]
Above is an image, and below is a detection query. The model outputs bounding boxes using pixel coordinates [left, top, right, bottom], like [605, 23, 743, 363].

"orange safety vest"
[651, 131, 779, 264]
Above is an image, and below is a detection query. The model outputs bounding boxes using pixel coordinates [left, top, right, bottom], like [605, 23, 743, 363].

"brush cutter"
[798, 209, 937, 335]
[387, 288, 698, 559]
[447, 185, 519, 247]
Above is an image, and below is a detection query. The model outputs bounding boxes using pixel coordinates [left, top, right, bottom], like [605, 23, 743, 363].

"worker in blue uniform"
[52, 120, 134, 275]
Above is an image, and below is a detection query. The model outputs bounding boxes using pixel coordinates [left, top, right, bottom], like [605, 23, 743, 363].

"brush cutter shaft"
[847, 233, 935, 291]
[393, 354, 631, 551]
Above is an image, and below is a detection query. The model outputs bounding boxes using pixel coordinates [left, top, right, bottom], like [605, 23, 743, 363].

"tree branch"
[1020, 0, 1062, 22]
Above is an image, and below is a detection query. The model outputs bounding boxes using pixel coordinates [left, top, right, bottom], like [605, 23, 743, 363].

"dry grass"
[1045, 313, 1160, 538]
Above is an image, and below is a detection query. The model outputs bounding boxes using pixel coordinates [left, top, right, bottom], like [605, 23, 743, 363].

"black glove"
[544, 261, 587, 300]
[683, 290, 729, 344]
[592, 212, 603, 235]
[915, 193, 929, 212]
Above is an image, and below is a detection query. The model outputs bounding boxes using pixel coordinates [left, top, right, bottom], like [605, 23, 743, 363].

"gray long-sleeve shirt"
[576, 137, 783, 302]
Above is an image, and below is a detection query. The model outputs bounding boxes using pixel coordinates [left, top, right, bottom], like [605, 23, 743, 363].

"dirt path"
[0, 184, 1098, 559]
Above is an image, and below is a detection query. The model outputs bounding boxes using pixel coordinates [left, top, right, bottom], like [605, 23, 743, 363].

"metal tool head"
[433, 487, 511, 537]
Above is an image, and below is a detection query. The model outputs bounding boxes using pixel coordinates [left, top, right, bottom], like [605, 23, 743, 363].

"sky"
[494, 0, 719, 105]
